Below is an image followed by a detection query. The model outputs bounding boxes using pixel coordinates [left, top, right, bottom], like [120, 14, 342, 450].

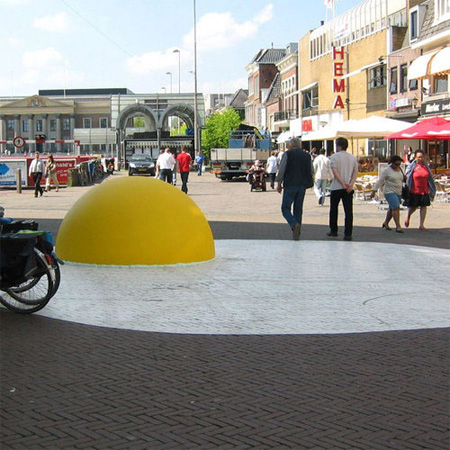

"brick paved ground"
[1, 172, 449, 449]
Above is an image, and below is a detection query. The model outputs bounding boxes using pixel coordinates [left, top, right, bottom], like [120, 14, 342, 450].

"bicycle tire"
[5, 252, 54, 305]
[51, 260, 61, 296]
[0, 290, 52, 314]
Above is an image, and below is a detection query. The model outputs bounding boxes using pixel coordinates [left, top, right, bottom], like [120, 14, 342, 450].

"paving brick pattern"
[1, 174, 450, 448]
[1, 313, 449, 449]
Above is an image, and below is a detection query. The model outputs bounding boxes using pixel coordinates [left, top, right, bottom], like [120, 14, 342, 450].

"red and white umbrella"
[386, 117, 450, 140]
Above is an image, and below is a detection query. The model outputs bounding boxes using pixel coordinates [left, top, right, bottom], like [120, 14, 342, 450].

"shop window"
[400, 64, 408, 93]
[390, 67, 398, 94]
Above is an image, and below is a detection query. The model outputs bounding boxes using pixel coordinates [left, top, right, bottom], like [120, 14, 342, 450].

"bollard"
[16, 168, 22, 194]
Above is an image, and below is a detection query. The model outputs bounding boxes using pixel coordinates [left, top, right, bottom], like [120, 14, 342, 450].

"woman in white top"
[370, 155, 404, 233]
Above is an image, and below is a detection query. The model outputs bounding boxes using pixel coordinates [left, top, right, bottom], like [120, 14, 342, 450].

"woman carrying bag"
[404, 150, 436, 230]
[370, 155, 405, 233]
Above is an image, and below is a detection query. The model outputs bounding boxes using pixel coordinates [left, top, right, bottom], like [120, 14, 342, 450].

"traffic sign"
[13, 136, 26, 148]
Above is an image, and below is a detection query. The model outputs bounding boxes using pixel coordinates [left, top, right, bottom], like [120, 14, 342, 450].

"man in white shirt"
[327, 138, 359, 241]
[28, 152, 45, 197]
[313, 148, 332, 206]
[265, 151, 278, 189]
[156, 148, 176, 184]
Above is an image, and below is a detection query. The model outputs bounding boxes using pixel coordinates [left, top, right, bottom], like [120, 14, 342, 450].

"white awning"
[430, 47, 450, 76]
[299, 81, 318, 92]
[407, 51, 439, 80]
[342, 61, 381, 79]
[277, 131, 292, 143]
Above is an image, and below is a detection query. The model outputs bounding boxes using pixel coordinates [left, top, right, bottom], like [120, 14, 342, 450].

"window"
[7, 120, 14, 131]
[410, 10, 418, 40]
[400, 65, 408, 93]
[50, 119, 56, 132]
[390, 67, 398, 94]
[22, 120, 29, 132]
[409, 79, 418, 91]
[100, 117, 108, 128]
[369, 66, 386, 89]
[435, 0, 450, 24]
[302, 86, 319, 110]
[83, 118, 91, 129]
[36, 119, 43, 132]
[434, 75, 448, 93]
[62, 118, 70, 131]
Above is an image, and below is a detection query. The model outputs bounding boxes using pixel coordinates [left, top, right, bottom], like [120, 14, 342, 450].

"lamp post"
[161, 87, 166, 93]
[173, 49, 181, 94]
[166, 71, 173, 94]
[193, 0, 198, 155]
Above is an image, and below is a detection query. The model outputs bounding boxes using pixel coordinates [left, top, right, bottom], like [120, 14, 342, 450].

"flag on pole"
[324, 0, 334, 9]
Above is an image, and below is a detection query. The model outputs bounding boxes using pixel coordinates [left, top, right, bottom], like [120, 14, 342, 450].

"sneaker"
[327, 231, 338, 237]
[343, 235, 352, 241]
[292, 223, 301, 241]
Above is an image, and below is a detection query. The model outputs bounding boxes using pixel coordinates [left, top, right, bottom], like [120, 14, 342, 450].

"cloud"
[33, 12, 71, 33]
[126, 47, 190, 75]
[22, 48, 64, 68]
[183, 4, 273, 51]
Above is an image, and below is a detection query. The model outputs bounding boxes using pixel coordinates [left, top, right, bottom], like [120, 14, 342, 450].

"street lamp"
[173, 49, 181, 94]
[161, 87, 166, 93]
[192, 0, 198, 155]
[166, 71, 173, 94]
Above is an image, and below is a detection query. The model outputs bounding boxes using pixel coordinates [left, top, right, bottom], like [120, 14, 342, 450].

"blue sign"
[0, 164, 10, 175]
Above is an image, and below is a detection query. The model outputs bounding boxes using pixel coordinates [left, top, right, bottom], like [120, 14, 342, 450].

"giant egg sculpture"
[56, 177, 215, 265]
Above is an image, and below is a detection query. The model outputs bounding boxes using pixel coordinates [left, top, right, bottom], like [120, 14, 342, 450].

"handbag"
[400, 168, 409, 200]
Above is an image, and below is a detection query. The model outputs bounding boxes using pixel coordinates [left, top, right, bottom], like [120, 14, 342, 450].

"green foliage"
[133, 116, 145, 128]
[202, 108, 242, 156]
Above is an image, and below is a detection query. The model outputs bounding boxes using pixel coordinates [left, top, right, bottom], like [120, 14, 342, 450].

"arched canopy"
[116, 104, 157, 131]
[158, 103, 198, 130]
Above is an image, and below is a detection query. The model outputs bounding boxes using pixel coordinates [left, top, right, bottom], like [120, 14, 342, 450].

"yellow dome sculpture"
[56, 177, 215, 265]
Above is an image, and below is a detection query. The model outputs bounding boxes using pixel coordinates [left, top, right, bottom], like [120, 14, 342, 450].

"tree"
[202, 108, 242, 156]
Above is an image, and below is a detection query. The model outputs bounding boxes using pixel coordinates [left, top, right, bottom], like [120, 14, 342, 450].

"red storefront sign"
[302, 119, 313, 132]
[332, 46, 346, 110]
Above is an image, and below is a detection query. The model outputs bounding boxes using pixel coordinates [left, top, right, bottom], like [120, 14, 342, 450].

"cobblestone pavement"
[1, 172, 449, 449]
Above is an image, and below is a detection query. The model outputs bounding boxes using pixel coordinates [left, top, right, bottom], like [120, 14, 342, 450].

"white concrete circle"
[21, 240, 450, 335]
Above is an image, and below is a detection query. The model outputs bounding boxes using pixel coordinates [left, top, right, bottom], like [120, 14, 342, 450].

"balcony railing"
[274, 110, 298, 122]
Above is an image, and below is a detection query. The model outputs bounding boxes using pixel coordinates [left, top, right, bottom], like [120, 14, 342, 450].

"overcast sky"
[0, 0, 363, 97]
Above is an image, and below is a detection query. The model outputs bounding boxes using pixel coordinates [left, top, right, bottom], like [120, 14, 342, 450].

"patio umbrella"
[385, 117, 450, 140]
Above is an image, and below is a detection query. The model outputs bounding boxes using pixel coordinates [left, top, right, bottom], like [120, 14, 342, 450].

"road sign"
[13, 136, 26, 148]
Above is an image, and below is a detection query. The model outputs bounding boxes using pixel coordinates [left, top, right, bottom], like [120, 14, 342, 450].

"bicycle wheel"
[50, 259, 61, 296]
[0, 290, 51, 314]
[5, 252, 54, 305]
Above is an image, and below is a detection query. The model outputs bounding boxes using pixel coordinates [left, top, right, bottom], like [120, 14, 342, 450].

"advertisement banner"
[26, 158, 77, 187]
[0, 160, 28, 186]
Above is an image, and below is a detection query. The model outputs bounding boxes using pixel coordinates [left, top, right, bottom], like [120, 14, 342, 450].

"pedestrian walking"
[266, 151, 278, 189]
[29, 151, 45, 198]
[404, 149, 436, 230]
[156, 148, 176, 184]
[276, 138, 314, 241]
[44, 154, 59, 192]
[177, 146, 192, 194]
[370, 155, 404, 233]
[195, 151, 205, 176]
[327, 137, 359, 241]
[313, 148, 332, 206]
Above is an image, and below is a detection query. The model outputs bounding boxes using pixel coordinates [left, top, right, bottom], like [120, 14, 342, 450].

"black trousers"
[329, 189, 354, 237]
[32, 172, 43, 197]
[159, 169, 173, 184]
[180, 171, 189, 194]
[268, 172, 276, 188]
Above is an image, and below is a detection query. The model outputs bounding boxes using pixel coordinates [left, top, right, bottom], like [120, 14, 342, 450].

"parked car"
[128, 154, 155, 176]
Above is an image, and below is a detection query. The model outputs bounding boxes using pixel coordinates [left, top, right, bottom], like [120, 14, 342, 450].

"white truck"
[210, 147, 270, 180]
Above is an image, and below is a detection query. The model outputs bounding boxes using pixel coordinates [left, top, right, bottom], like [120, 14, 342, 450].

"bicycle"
[0, 221, 62, 314]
